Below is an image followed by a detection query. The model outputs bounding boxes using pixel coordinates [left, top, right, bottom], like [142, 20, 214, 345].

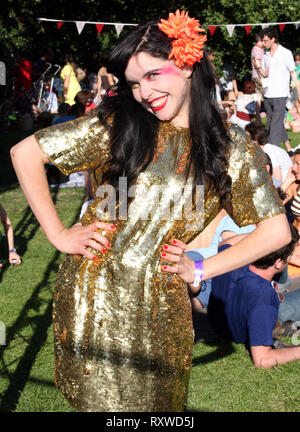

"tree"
[1, 0, 299, 80]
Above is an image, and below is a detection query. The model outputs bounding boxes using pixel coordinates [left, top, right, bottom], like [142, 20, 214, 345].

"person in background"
[32, 47, 54, 82]
[95, 55, 116, 102]
[206, 226, 300, 367]
[60, 54, 82, 106]
[255, 27, 300, 152]
[245, 121, 292, 182]
[52, 103, 75, 125]
[251, 31, 265, 99]
[219, 58, 238, 99]
[13, 52, 33, 93]
[0, 203, 22, 268]
[229, 80, 261, 129]
[186, 210, 255, 312]
[74, 90, 97, 115]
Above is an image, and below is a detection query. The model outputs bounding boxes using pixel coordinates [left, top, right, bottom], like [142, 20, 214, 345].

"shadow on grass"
[0, 188, 60, 284]
[191, 310, 235, 365]
[0, 187, 83, 412]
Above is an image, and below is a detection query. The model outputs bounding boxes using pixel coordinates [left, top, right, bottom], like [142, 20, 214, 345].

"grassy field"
[0, 125, 300, 412]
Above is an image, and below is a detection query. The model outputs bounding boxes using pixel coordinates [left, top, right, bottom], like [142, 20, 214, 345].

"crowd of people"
[2, 10, 300, 411]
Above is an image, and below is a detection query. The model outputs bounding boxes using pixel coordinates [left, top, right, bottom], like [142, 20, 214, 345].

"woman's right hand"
[50, 221, 116, 260]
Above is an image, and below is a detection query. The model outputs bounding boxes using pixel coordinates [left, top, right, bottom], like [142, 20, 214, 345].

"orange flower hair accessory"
[158, 10, 207, 68]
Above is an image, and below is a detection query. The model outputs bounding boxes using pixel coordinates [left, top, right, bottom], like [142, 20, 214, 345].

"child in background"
[0, 203, 21, 268]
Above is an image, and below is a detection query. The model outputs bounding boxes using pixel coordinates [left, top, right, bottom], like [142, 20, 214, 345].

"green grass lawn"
[0, 126, 300, 412]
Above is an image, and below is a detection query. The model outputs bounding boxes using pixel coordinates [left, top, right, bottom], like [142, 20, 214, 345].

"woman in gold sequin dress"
[11, 11, 290, 412]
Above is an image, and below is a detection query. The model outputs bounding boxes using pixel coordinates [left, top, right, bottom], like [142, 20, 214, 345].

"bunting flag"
[96, 23, 104, 34]
[279, 23, 286, 32]
[208, 25, 217, 36]
[75, 21, 86, 35]
[114, 24, 124, 36]
[226, 25, 235, 37]
[244, 25, 252, 35]
[37, 18, 300, 38]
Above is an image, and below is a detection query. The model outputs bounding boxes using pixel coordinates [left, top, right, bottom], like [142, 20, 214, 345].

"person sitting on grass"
[0, 203, 22, 268]
[245, 121, 292, 182]
[206, 225, 300, 368]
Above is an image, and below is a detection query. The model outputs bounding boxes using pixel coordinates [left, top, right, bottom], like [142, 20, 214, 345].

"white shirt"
[263, 143, 292, 181]
[262, 45, 295, 98]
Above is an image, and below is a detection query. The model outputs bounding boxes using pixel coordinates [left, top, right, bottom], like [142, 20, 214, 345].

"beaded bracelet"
[193, 260, 204, 288]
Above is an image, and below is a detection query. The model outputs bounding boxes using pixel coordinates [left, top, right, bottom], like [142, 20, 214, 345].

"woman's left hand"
[160, 239, 195, 284]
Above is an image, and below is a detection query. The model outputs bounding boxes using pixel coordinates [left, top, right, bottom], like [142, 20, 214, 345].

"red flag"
[244, 25, 252, 35]
[57, 22, 64, 30]
[96, 24, 104, 34]
[208, 26, 217, 36]
[279, 24, 286, 32]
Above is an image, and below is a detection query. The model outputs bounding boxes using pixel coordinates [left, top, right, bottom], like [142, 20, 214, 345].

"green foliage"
[0, 1, 300, 86]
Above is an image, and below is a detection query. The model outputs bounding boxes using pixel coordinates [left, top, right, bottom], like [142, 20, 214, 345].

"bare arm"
[253, 58, 267, 79]
[107, 72, 115, 87]
[232, 79, 238, 98]
[251, 344, 300, 368]
[161, 213, 291, 288]
[10, 135, 113, 259]
[63, 75, 70, 100]
[290, 70, 300, 102]
[280, 167, 296, 194]
[272, 165, 282, 182]
[185, 209, 227, 251]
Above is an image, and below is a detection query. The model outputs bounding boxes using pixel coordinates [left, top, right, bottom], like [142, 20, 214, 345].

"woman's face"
[293, 154, 300, 181]
[125, 52, 192, 127]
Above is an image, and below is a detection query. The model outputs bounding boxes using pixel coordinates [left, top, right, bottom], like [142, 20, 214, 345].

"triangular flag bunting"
[96, 24, 104, 34]
[296, 23, 300, 30]
[76, 21, 86, 35]
[208, 26, 217, 36]
[279, 23, 286, 32]
[115, 24, 124, 36]
[261, 24, 269, 29]
[244, 25, 252, 35]
[226, 25, 235, 37]
[57, 22, 64, 30]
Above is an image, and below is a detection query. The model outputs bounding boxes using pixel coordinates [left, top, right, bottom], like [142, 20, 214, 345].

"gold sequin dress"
[34, 112, 284, 412]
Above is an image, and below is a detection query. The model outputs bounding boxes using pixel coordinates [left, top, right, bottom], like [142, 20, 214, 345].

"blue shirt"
[208, 244, 279, 346]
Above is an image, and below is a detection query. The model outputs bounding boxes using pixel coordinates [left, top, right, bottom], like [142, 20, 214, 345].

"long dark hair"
[97, 21, 232, 206]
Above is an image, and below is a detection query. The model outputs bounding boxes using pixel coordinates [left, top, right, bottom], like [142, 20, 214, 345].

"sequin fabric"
[34, 115, 284, 412]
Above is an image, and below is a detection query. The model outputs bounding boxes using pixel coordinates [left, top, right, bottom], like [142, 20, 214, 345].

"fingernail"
[172, 239, 177, 244]
[93, 256, 100, 263]
[162, 266, 167, 270]
[161, 252, 166, 257]
[107, 242, 111, 248]
[110, 225, 116, 230]
[101, 248, 107, 253]
[163, 245, 168, 250]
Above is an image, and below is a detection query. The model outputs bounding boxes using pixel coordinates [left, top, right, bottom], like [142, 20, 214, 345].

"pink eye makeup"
[146, 65, 179, 81]
[159, 64, 180, 76]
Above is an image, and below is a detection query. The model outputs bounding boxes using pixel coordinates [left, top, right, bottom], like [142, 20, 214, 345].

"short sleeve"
[224, 125, 285, 226]
[34, 111, 111, 175]
[286, 50, 296, 72]
[60, 64, 72, 80]
[247, 305, 278, 346]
